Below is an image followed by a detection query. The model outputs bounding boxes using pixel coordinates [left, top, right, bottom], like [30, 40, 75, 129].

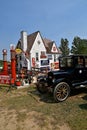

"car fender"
[52, 78, 71, 88]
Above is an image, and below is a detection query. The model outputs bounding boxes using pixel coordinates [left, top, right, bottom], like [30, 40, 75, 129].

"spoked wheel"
[54, 82, 70, 102]
[37, 81, 48, 94]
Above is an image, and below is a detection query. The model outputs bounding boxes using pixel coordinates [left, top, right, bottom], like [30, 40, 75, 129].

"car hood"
[48, 69, 72, 79]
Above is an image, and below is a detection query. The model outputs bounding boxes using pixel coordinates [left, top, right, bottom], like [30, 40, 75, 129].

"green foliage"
[0, 60, 3, 68]
[71, 36, 87, 54]
[59, 38, 70, 56]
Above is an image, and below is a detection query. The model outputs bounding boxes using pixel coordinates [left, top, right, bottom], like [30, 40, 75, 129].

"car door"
[84, 56, 87, 81]
[73, 56, 85, 84]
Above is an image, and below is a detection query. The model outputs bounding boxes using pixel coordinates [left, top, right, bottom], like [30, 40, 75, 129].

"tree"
[59, 38, 70, 56]
[71, 36, 87, 54]
[0, 60, 3, 69]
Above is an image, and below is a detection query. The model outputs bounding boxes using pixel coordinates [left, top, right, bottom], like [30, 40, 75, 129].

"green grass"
[0, 84, 87, 130]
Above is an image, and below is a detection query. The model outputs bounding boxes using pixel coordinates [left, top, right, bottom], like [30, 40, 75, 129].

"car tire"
[37, 81, 47, 94]
[54, 82, 70, 102]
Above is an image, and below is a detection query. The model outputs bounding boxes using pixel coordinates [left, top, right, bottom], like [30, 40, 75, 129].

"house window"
[36, 52, 39, 61]
[41, 51, 45, 56]
[20, 63, 22, 69]
[20, 56, 22, 60]
[77, 56, 84, 67]
[48, 54, 52, 60]
[54, 54, 56, 62]
[37, 40, 40, 44]
[40, 51, 47, 58]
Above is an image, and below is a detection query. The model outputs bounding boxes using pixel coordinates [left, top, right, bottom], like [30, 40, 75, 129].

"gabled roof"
[43, 38, 62, 54]
[43, 38, 54, 53]
[27, 31, 39, 52]
[26, 31, 61, 54]
[16, 30, 61, 55]
[16, 40, 22, 49]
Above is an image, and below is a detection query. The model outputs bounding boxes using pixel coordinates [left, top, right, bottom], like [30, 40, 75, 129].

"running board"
[75, 85, 87, 89]
[72, 80, 87, 88]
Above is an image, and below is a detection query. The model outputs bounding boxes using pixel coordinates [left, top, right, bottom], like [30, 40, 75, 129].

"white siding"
[51, 42, 58, 53]
[30, 32, 47, 68]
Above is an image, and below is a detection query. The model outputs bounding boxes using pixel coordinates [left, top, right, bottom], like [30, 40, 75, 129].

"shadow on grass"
[79, 94, 87, 110]
[79, 103, 87, 110]
[28, 85, 87, 104]
[28, 89, 55, 103]
[39, 92, 55, 103]
[70, 88, 87, 97]
[82, 94, 87, 101]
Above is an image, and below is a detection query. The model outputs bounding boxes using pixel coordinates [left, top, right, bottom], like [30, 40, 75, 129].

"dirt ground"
[0, 86, 71, 130]
[0, 109, 71, 130]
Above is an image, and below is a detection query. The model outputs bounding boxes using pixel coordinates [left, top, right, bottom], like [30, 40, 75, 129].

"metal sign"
[0, 75, 10, 84]
[41, 60, 49, 66]
[15, 48, 22, 54]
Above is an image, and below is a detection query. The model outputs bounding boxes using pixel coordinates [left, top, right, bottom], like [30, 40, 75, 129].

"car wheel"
[54, 82, 70, 102]
[37, 81, 47, 94]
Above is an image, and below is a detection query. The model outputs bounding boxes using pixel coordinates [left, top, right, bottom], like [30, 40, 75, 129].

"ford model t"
[37, 55, 87, 102]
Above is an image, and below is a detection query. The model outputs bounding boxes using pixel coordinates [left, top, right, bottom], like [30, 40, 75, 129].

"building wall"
[30, 32, 47, 68]
[16, 31, 61, 71]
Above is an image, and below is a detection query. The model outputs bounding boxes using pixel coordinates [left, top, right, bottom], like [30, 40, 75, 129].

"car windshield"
[59, 56, 73, 69]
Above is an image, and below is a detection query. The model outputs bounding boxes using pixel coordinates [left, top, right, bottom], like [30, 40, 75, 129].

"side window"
[85, 57, 87, 67]
[67, 58, 73, 67]
[48, 54, 52, 60]
[77, 57, 84, 67]
[20, 56, 22, 60]
[60, 57, 67, 67]
[36, 52, 39, 61]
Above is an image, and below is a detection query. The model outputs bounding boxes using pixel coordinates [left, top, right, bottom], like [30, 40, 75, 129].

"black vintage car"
[37, 55, 87, 102]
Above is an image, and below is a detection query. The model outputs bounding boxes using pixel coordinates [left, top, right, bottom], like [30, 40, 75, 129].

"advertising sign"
[51, 62, 59, 70]
[15, 48, 22, 54]
[32, 57, 35, 67]
[0, 75, 10, 84]
[41, 60, 49, 66]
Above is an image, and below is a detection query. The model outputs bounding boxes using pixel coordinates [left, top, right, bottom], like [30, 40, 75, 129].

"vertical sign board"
[0, 75, 10, 84]
[54, 62, 59, 69]
[32, 58, 35, 67]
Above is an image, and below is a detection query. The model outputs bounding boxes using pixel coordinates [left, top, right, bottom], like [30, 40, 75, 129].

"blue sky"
[0, 0, 87, 59]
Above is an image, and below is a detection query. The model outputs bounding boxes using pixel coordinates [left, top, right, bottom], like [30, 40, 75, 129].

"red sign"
[51, 62, 59, 70]
[0, 75, 10, 84]
[54, 62, 59, 69]
[32, 58, 35, 67]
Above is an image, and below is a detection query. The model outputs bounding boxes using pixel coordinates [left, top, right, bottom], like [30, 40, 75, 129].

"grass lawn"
[0, 84, 87, 130]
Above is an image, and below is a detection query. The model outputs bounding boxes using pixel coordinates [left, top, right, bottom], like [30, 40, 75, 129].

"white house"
[15, 31, 61, 72]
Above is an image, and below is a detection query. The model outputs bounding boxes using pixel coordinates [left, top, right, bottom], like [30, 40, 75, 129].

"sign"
[15, 48, 22, 54]
[0, 75, 10, 84]
[41, 60, 49, 66]
[54, 62, 59, 69]
[53, 46, 56, 51]
[51, 62, 59, 70]
[32, 58, 35, 67]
